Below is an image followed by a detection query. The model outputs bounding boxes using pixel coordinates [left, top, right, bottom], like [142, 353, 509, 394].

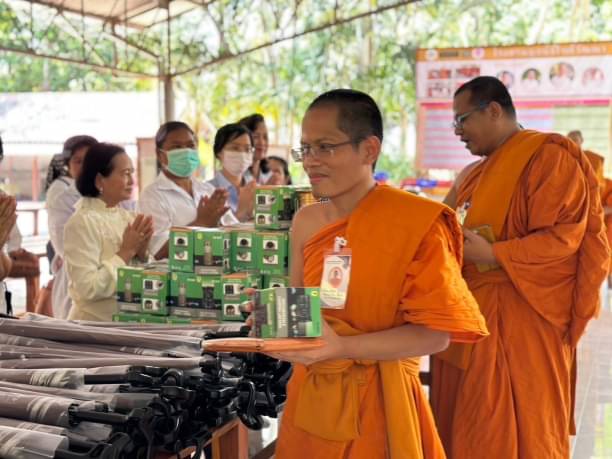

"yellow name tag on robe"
[471, 224, 500, 272]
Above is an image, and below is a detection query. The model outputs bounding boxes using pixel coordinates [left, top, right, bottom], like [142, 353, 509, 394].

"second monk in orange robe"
[432, 77, 610, 458]
[267, 89, 489, 459]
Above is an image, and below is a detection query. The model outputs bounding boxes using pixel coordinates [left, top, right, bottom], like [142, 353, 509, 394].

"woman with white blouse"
[64, 143, 153, 321]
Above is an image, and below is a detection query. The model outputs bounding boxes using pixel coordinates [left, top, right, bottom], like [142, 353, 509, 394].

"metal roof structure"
[1, 0, 419, 120]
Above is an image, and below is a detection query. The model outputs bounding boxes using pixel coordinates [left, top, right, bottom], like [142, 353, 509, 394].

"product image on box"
[253, 289, 277, 338]
[194, 229, 230, 275]
[263, 275, 290, 289]
[222, 302, 243, 321]
[230, 229, 258, 271]
[256, 232, 289, 275]
[254, 186, 297, 230]
[116, 266, 144, 304]
[276, 287, 322, 338]
[253, 287, 321, 338]
[169, 272, 222, 309]
[141, 269, 170, 315]
[169, 227, 194, 272]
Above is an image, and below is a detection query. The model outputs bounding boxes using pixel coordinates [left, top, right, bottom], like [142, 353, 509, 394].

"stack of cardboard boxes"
[114, 185, 309, 324]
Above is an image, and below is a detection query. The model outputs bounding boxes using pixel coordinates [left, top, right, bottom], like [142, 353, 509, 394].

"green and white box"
[230, 229, 258, 272]
[194, 228, 231, 275]
[169, 307, 220, 321]
[141, 269, 170, 315]
[256, 231, 289, 275]
[263, 274, 291, 289]
[116, 266, 145, 312]
[254, 186, 296, 230]
[276, 287, 322, 338]
[221, 271, 260, 321]
[253, 287, 321, 338]
[169, 226, 195, 273]
[253, 288, 277, 338]
[169, 272, 222, 310]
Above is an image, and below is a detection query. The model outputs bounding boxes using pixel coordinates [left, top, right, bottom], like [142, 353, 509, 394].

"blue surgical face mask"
[164, 148, 200, 177]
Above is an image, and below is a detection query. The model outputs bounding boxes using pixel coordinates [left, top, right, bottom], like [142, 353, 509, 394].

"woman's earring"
[99, 187, 103, 195]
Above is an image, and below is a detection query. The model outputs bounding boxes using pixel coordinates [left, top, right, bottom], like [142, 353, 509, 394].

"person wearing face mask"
[139, 121, 240, 260]
[239, 113, 270, 184]
[207, 123, 256, 219]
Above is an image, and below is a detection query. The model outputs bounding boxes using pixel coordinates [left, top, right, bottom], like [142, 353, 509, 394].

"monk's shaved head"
[455, 76, 517, 119]
[307, 89, 383, 144]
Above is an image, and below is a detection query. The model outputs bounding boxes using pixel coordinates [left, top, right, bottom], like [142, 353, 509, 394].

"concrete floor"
[572, 298, 612, 459]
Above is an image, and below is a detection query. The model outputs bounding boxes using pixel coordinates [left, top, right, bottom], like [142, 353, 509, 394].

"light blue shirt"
[207, 171, 242, 213]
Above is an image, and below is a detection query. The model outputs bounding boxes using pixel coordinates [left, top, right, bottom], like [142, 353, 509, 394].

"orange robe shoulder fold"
[275, 185, 488, 459]
[431, 131, 610, 459]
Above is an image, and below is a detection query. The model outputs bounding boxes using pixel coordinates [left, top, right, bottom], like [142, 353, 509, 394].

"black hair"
[213, 123, 254, 159]
[455, 76, 517, 118]
[76, 142, 126, 197]
[267, 156, 292, 185]
[238, 113, 265, 133]
[155, 121, 195, 150]
[62, 135, 98, 165]
[0, 135, 3, 162]
[307, 89, 383, 143]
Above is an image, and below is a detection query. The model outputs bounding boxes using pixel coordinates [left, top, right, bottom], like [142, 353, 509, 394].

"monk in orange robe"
[265, 89, 489, 459]
[432, 77, 609, 458]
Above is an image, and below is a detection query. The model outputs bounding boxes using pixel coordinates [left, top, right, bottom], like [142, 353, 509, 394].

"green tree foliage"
[1, 0, 610, 181]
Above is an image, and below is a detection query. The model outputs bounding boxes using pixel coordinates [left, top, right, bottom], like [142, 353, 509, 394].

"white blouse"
[138, 173, 239, 255]
[63, 197, 134, 321]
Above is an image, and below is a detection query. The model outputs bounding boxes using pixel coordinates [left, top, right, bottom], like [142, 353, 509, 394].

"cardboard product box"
[221, 272, 259, 302]
[275, 287, 322, 338]
[117, 302, 141, 313]
[168, 272, 223, 309]
[252, 287, 321, 338]
[221, 272, 260, 321]
[230, 229, 258, 272]
[169, 227, 195, 273]
[141, 269, 170, 316]
[193, 228, 231, 275]
[113, 312, 192, 324]
[263, 275, 291, 289]
[170, 307, 220, 321]
[254, 186, 296, 230]
[253, 288, 277, 338]
[221, 299, 246, 321]
[255, 231, 289, 275]
[116, 266, 144, 304]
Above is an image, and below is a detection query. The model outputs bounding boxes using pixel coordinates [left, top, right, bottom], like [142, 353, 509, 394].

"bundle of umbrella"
[0, 313, 291, 459]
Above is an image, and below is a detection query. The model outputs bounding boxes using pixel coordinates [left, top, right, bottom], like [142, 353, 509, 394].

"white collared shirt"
[138, 172, 239, 255]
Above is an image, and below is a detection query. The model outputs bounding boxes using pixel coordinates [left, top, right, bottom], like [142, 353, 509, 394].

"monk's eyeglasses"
[452, 102, 489, 130]
[291, 139, 361, 162]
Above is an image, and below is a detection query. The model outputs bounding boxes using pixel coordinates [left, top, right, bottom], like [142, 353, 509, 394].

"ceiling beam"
[0, 45, 158, 77]
[173, 0, 420, 77]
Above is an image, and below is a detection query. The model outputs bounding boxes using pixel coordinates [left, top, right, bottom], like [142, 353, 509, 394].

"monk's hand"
[265, 321, 346, 366]
[462, 228, 497, 264]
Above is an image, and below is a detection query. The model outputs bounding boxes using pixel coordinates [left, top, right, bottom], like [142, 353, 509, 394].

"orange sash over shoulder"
[437, 130, 547, 369]
[464, 130, 548, 239]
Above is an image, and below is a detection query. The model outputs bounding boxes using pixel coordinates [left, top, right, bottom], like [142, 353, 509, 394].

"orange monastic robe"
[431, 131, 609, 458]
[603, 179, 612, 261]
[275, 185, 489, 459]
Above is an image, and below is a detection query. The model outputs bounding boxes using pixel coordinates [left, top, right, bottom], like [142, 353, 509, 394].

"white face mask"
[222, 150, 252, 177]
